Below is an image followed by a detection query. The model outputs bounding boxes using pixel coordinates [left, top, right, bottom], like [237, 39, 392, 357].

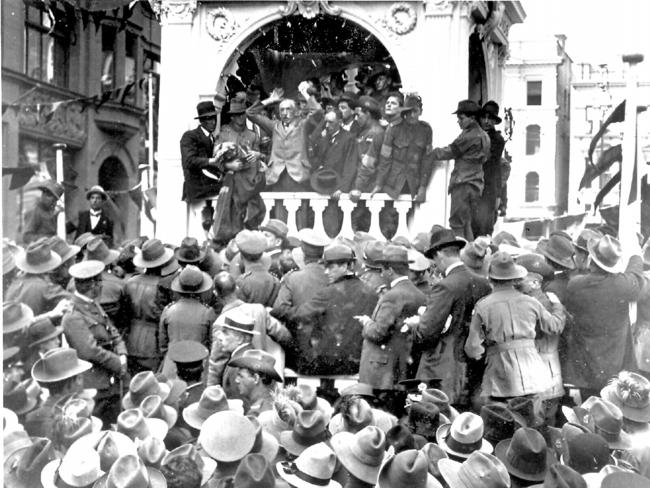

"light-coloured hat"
[15, 238, 61, 274]
[600, 371, 650, 422]
[116, 409, 168, 441]
[69, 260, 105, 280]
[47, 236, 80, 263]
[438, 451, 510, 488]
[199, 411, 256, 463]
[435, 412, 493, 459]
[139, 395, 178, 429]
[41, 445, 104, 488]
[31, 348, 92, 383]
[377, 449, 441, 488]
[331, 426, 387, 484]
[133, 239, 174, 269]
[4, 302, 34, 334]
[277, 442, 341, 488]
[170, 265, 213, 294]
[91, 454, 166, 488]
[68, 430, 137, 473]
[86, 185, 108, 200]
[280, 410, 329, 457]
[85, 238, 119, 265]
[587, 234, 625, 273]
[217, 308, 260, 336]
[408, 249, 431, 272]
[183, 385, 244, 430]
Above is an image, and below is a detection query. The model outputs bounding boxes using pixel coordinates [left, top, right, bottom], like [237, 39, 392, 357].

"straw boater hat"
[331, 426, 387, 485]
[435, 412, 493, 459]
[587, 234, 626, 273]
[133, 239, 174, 269]
[198, 411, 257, 463]
[15, 238, 61, 274]
[170, 265, 213, 294]
[217, 308, 260, 336]
[277, 442, 341, 488]
[31, 347, 92, 383]
[92, 454, 166, 488]
[377, 449, 441, 488]
[85, 185, 108, 200]
[183, 385, 244, 430]
[161, 444, 216, 487]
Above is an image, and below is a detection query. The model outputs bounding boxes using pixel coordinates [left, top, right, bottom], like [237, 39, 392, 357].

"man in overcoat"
[412, 228, 491, 409]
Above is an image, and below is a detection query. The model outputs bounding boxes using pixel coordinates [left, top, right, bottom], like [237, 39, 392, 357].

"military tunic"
[236, 262, 280, 307]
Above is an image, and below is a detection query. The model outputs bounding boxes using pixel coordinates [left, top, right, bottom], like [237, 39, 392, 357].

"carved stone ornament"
[206, 7, 240, 43]
[279, 0, 341, 19]
[385, 3, 417, 35]
[18, 92, 86, 145]
[158, 0, 197, 24]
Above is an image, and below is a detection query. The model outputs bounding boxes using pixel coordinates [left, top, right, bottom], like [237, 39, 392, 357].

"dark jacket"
[354, 121, 385, 192]
[311, 129, 359, 192]
[180, 126, 224, 202]
[6, 274, 70, 316]
[124, 273, 165, 360]
[414, 264, 491, 404]
[564, 256, 645, 390]
[272, 262, 329, 324]
[295, 274, 377, 375]
[23, 202, 58, 244]
[236, 262, 281, 307]
[359, 278, 427, 389]
[75, 210, 114, 248]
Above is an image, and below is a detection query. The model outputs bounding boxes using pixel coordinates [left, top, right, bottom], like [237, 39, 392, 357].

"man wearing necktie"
[75, 185, 114, 248]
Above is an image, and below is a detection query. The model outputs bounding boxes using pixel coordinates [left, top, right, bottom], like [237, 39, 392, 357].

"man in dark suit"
[75, 185, 114, 248]
[412, 228, 491, 410]
[180, 101, 243, 237]
[356, 245, 427, 413]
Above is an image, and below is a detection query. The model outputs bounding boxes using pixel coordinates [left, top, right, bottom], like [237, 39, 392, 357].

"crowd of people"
[4, 178, 650, 487]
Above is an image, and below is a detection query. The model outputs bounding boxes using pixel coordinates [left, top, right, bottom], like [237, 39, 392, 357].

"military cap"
[357, 96, 382, 118]
[297, 228, 330, 248]
[408, 250, 430, 272]
[378, 245, 412, 265]
[323, 243, 355, 264]
[68, 260, 104, 280]
[168, 340, 209, 364]
[235, 230, 267, 255]
[259, 219, 288, 239]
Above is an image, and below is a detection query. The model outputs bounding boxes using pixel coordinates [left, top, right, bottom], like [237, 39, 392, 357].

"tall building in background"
[503, 34, 572, 220]
[1, 1, 160, 244]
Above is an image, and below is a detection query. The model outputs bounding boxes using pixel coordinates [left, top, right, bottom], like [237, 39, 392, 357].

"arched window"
[525, 124, 541, 155]
[525, 172, 540, 202]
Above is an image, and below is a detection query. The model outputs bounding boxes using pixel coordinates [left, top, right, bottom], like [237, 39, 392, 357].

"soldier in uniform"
[294, 243, 377, 376]
[62, 260, 128, 426]
[259, 219, 290, 279]
[357, 240, 386, 293]
[235, 230, 280, 307]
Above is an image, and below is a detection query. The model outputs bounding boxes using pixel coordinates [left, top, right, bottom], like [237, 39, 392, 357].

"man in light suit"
[75, 185, 114, 248]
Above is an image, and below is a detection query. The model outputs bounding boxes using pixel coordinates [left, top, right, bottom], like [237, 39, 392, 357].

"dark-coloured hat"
[563, 433, 611, 474]
[506, 397, 544, 429]
[47, 236, 80, 263]
[425, 228, 466, 258]
[362, 240, 386, 268]
[248, 415, 280, 463]
[537, 464, 587, 488]
[481, 404, 517, 445]
[310, 167, 341, 195]
[566, 396, 632, 450]
[34, 179, 64, 199]
[378, 449, 440, 488]
[494, 427, 555, 481]
[3, 379, 38, 415]
[174, 236, 206, 264]
[4, 346, 20, 364]
[86, 185, 108, 200]
[488, 251, 528, 280]
[587, 234, 625, 273]
[480, 101, 502, 124]
[280, 410, 329, 456]
[573, 229, 603, 252]
[134, 239, 174, 268]
[536, 235, 576, 270]
[195, 100, 219, 119]
[339, 382, 375, 398]
[408, 402, 449, 439]
[228, 98, 247, 115]
[399, 378, 443, 393]
[27, 316, 63, 348]
[15, 237, 62, 273]
[171, 265, 213, 294]
[167, 340, 209, 365]
[162, 444, 216, 487]
[452, 100, 480, 116]
[386, 424, 416, 453]
[378, 244, 412, 265]
[69, 259, 105, 280]
[260, 219, 289, 240]
[4, 301, 34, 334]
[515, 253, 555, 281]
[357, 95, 382, 118]
[420, 389, 458, 420]
[236, 230, 268, 255]
[228, 349, 282, 382]
[323, 243, 355, 264]
[31, 347, 92, 383]
[85, 237, 119, 265]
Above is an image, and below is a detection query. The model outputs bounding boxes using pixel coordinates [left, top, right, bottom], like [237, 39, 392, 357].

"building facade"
[502, 34, 572, 220]
[2, 1, 161, 244]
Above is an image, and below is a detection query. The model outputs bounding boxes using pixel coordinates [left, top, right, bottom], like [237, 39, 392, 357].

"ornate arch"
[90, 140, 137, 181]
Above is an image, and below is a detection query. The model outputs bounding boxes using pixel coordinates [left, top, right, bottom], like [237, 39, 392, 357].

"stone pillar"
[155, 0, 198, 244]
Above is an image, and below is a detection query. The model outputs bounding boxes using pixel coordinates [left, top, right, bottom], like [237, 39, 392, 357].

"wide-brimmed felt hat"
[4, 437, 57, 488]
[573, 229, 603, 253]
[68, 431, 137, 473]
[15, 238, 62, 274]
[480, 101, 502, 124]
[601, 371, 650, 422]
[587, 234, 625, 273]
[174, 237, 206, 264]
[27, 316, 63, 349]
[435, 412, 493, 459]
[248, 415, 280, 463]
[280, 410, 329, 456]
[515, 253, 555, 281]
[74, 232, 96, 249]
[195, 100, 219, 119]
[531, 464, 587, 488]
[561, 433, 611, 474]
[69, 260, 105, 280]
[3, 380, 38, 415]
[229, 349, 283, 382]
[536, 235, 576, 270]
[460, 240, 490, 270]
[378, 449, 441, 488]
[161, 444, 216, 486]
[133, 239, 174, 269]
[227, 453, 281, 488]
[4, 346, 20, 365]
[452, 100, 480, 116]
[139, 395, 177, 429]
[581, 465, 639, 488]
[31, 347, 92, 383]
[277, 442, 341, 488]
[362, 240, 386, 269]
[408, 402, 450, 440]
[85, 237, 119, 265]
[183, 385, 243, 430]
[323, 242, 355, 264]
[438, 451, 510, 488]
[135, 436, 167, 469]
[328, 397, 373, 435]
[420, 442, 448, 480]
[385, 424, 417, 453]
[122, 371, 171, 410]
[35, 179, 64, 199]
[59, 397, 103, 435]
[425, 228, 466, 258]
[4, 302, 34, 334]
[600, 472, 650, 488]
[294, 385, 333, 423]
[420, 389, 459, 420]
[41, 445, 104, 488]
[494, 427, 555, 482]
[92, 454, 166, 488]
[378, 244, 412, 266]
[117, 409, 168, 442]
[507, 397, 545, 430]
[331, 426, 386, 485]
[199, 411, 257, 462]
[481, 404, 518, 445]
[488, 251, 528, 280]
[47, 236, 80, 263]
[170, 265, 212, 294]
[310, 167, 341, 195]
[563, 396, 632, 450]
[85, 185, 108, 201]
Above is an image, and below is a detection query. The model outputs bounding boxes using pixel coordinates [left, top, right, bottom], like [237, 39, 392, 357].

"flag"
[579, 144, 622, 190]
[2, 166, 38, 190]
[587, 101, 626, 166]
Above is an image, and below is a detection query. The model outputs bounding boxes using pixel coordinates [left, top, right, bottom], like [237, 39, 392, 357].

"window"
[525, 125, 541, 155]
[527, 81, 542, 105]
[101, 25, 117, 91]
[525, 172, 540, 202]
[123, 32, 137, 104]
[24, 5, 69, 87]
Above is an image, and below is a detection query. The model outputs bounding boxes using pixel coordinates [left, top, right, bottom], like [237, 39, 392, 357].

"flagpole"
[140, 72, 155, 238]
[619, 53, 644, 252]
[53, 143, 67, 239]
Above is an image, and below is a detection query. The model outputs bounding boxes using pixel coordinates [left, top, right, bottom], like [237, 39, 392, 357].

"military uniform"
[216, 123, 260, 151]
[236, 262, 280, 307]
[358, 268, 384, 294]
[6, 274, 70, 316]
[70, 270, 128, 330]
[272, 263, 329, 324]
[62, 293, 127, 425]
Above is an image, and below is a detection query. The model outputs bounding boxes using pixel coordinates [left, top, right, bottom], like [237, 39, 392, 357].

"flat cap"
[235, 230, 267, 255]
[68, 260, 104, 280]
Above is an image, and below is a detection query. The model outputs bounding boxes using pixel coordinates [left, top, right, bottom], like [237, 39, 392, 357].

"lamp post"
[52, 143, 67, 239]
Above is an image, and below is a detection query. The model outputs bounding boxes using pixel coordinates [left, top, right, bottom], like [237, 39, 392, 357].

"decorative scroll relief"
[206, 7, 240, 43]
[159, 0, 197, 24]
[18, 92, 86, 144]
[279, 0, 342, 19]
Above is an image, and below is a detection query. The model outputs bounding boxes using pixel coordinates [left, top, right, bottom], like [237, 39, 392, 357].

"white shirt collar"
[390, 276, 409, 288]
[445, 261, 464, 277]
[200, 126, 212, 138]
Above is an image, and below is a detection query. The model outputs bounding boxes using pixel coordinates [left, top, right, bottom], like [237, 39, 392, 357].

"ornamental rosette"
[386, 2, 417, 35]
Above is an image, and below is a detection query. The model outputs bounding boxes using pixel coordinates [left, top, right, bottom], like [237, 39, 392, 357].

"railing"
[254, 192, 415, 239]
